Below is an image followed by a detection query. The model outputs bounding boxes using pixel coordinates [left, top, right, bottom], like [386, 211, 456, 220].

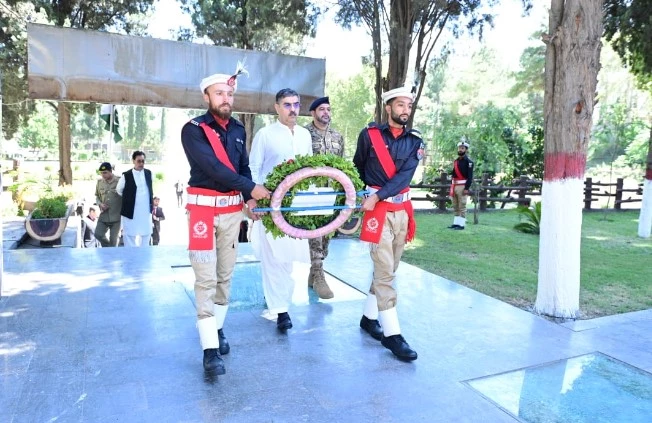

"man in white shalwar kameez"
[117, 151, 153, 247]
[248, 88, 312, 332]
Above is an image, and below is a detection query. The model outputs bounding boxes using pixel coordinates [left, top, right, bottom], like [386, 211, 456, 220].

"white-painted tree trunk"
[638, 179, 652, 238]
[534, 0, 602, 318]
[536, 179, 583, 318]
[637, 129, 652, 238]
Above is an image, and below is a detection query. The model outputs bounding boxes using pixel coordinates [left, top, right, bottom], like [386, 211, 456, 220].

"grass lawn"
[402, 209, 652, 319]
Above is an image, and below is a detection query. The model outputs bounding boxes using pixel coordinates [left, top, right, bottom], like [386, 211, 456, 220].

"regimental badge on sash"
[193, 220, 208, 238]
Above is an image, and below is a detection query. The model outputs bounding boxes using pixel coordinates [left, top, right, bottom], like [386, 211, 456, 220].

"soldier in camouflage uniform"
[304, 96, 345, 299]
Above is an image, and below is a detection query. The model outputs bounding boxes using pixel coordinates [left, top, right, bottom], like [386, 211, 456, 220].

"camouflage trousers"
[308, 235, 331, 266]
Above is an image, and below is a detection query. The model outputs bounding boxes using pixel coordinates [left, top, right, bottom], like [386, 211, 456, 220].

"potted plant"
[25, 194, 73, 243]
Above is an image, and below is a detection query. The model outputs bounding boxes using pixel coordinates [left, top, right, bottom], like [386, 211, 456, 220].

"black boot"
[277, 312, 293, 332]
[218, 329, 230, 355]
[359, 315, 383, 341]
[448, 224, 461, 229]
[203, 348, 226, 374]
[381, 335, 418, 362]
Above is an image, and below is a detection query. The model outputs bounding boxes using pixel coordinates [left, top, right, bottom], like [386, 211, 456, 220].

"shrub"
[514, 201, 541, 235]
[31, 195, 68, 219]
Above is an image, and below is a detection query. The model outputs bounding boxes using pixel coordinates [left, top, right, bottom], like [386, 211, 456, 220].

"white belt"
[367, 187, 411, 204]
[452, 179, 467, 185]
[186, 193, 242, 207]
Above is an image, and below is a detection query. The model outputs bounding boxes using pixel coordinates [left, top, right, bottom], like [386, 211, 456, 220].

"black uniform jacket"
[181, 112, 255, 202]
[353, 122, 424, 201]
[452, 155, 474, 190]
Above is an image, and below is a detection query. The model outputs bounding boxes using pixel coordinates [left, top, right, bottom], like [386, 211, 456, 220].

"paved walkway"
[1, 239, 650, 422]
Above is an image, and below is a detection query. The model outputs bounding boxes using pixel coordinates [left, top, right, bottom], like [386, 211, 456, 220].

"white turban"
[381, 86, 415, 104]
[200, 73, 237, 93]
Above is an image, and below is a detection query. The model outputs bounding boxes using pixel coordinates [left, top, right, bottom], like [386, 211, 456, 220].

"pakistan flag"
[100, 105, 123, 142]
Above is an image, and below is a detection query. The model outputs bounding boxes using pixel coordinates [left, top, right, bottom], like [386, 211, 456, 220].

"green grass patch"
[402, 210, 652, 319]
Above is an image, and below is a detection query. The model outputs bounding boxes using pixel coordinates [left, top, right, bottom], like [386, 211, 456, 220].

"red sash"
[360, 127, 416, 244]
[450, 159, 465, 196]
[186, 122, 242, 250]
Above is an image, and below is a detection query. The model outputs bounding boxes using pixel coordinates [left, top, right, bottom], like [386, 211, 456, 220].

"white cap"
[381, 86, 415, 104]
[200, 73, 237, 93]
[458, 140, 470, 148]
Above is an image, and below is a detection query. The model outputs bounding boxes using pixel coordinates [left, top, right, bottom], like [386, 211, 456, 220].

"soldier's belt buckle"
[391, 194, 402, 203]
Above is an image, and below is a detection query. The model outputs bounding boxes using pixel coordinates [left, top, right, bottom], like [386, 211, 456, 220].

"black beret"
[309, 96, 329, 112]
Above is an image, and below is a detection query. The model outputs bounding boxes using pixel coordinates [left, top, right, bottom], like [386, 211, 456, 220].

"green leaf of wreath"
[257, 154, 365, 239]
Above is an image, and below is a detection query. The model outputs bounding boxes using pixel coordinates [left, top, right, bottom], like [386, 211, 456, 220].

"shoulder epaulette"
[408, 128, 422, 138]
[366, 122, 378, 129]
[232, 119, 245, 128]
[190, 119, 201, 126]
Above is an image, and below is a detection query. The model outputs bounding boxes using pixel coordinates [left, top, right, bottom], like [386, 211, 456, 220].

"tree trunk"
[58, 102, 72, 186]
[386, 0, 412, 92]
[239, 113, 256, 153]
[638, 125, 652, 238]
[534, 0, 603, 319]
[371, 4, 383, 124]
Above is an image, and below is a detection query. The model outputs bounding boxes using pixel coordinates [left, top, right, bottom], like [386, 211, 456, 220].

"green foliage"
[514, 201, 541, 235]
[31, 194, 68, 219]
[18, 104, 58, 155]
[589, 103, 647, 167]
[155, 172, 164, 181]
[1, 0, 155, 142]
[256, 154, 365, 239]
[179, 0, 319, 52]
[328, 67, 376, 157]
[604, 0, 652, 90]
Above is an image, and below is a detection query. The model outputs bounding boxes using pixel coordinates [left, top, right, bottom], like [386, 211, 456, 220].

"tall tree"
[2, 0, 155, 185]
[179, 0, 319, 151]
[604, 0, 652, 238]
[0, 2, 38, 140]
[534, 0, 603, 318]
[335, 0, 498, 124]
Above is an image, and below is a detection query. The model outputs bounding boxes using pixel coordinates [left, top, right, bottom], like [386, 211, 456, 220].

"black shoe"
[448, 224, 461, 229]
[277, 312, 293, 332]
[453, 226, 465, 230]
[381, 334, 418, 362]
[359, 315, 383, 341]
[203, 348, 226, 374]
[218, 329, 230, 355]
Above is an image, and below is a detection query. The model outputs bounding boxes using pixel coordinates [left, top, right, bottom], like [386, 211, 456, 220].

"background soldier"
[449, 139, 474, 230]
[304, 96, 345, 299]
[94, 162, 122, 247]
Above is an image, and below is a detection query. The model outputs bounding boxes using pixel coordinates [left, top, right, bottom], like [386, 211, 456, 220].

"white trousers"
[259, 239, 295, 314]
[123, 234, 151, 247]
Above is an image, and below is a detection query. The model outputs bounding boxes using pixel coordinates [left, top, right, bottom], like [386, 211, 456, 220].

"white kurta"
[116, 169, 153, 237]
[249, 120, 312, 314]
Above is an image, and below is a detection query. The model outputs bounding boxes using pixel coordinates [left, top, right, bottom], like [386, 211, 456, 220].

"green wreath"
[256, 153, 365, 239]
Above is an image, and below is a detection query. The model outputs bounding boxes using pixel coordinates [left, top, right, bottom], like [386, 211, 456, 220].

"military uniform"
[450, 154, 474, 229]
[304, 121, 345, 299]
[353, 97, 424, 362]
[94, 173, 122, 247]
[181, 67, 257, 375]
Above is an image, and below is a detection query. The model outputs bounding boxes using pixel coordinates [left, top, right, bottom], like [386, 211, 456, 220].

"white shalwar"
[250, 120, 312, 314]
[116, 169, 152, 247]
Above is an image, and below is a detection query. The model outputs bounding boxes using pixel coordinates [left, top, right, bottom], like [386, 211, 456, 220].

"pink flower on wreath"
[287, 159, 295, 164]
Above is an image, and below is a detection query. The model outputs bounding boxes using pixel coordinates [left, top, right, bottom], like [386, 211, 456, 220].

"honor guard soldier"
[353, 86, 425, 362]
[181, 66, 270, 375]
[449, 139, 474, 230]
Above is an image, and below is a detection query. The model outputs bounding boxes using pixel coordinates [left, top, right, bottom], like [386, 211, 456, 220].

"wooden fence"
[410, 173, 643, 211]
